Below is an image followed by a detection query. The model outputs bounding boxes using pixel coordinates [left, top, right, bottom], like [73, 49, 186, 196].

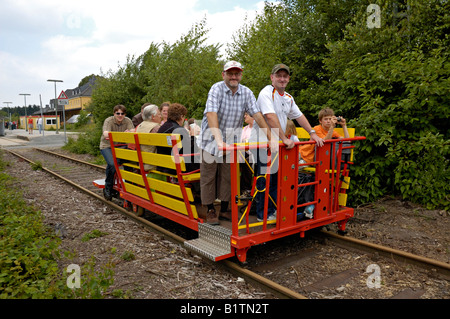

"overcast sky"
[0, 0, 271, 108]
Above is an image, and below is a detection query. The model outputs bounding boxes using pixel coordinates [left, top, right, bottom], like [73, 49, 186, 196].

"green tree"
[228, 0, 362, 113]
[227, 3, 287, 93]
[78, 74, 101, 87]
[142, 18, 222, 119]
[82, 19, 222, 156]
[228, 0, 449, 209]
[91, 54, 147, 125]
[322, 0, 450, 208]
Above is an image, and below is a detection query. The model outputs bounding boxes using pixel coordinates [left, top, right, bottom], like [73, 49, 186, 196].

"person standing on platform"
[197, 61, 277, 225]
[28, 117, 33, 134]
[250, 63, 323, 222]
[37, 117, 43, 134]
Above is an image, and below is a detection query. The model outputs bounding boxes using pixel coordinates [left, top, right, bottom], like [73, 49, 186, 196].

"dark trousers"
[101, 148, 115, 192]
[253, 149, 278, 220]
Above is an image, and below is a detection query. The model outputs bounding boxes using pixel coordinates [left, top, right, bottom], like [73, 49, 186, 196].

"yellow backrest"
[135, 132, 198, 218]
[135, 133, 186, 172]
[109, 132, 139, 162]
[137, 133, 182, 148]
[109, 131, 198, 219]
[109, 131, 136, 143]
[296, 127, 355, 139]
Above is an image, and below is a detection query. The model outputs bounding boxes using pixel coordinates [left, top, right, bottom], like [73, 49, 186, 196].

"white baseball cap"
[223, 61, 243, 72]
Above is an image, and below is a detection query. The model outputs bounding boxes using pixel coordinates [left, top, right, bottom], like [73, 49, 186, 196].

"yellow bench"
[109, 132, 199, 219]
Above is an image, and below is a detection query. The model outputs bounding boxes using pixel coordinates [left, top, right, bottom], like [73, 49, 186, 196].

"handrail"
[226, 135, 366, 238]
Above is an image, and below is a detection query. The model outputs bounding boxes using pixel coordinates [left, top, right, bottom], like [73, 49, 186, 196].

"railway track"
[244, 230, 449, 299]
[4, 147, 449, 299]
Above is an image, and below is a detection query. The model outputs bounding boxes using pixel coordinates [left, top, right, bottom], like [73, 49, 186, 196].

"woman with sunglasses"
[99, 104, 134, 200]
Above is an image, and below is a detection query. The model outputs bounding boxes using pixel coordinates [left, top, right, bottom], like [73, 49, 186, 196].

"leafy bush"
[320, 2, 450, 209]
[0, 169, 64, 298]
[63, 125, 102, 157]
[74, 110, 91, 129]
[0, 152, 115, 298]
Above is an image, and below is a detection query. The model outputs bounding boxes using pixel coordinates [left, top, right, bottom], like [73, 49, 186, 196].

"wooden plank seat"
[109, 131, 200, 219]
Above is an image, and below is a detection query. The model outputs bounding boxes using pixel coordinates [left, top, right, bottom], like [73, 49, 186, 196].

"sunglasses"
[115, 112, 125, 115]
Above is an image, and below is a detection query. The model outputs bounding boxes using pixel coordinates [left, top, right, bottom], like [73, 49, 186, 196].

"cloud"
[0, 0, 266, 107]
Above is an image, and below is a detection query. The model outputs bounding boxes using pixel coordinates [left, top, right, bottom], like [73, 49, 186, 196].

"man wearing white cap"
[250, 63, 323, 222]
[198, 61, 276, 225]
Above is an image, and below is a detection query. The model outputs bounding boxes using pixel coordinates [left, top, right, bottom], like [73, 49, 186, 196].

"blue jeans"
[101, 148, 115, 191]
[253, 148, 278, 220]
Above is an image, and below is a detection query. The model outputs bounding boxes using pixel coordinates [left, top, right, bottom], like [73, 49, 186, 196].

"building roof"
[66, 76, 96, 98]
[41, 76, 96, 115]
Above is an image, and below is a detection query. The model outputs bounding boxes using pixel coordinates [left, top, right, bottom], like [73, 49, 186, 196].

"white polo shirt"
[250, 85, 303, 143]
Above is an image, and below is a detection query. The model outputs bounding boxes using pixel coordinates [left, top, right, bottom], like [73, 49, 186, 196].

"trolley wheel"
[236, 248, 250, 264]
[337, 219, 349, 235]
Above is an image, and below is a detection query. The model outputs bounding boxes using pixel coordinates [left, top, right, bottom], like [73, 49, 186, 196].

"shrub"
[63, 125, 102, 157]
[0, 169, 63, 298]
[0, 151, 116, 298]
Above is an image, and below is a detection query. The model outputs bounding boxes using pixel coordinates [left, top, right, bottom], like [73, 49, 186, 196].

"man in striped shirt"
[197, 61, 276, 225]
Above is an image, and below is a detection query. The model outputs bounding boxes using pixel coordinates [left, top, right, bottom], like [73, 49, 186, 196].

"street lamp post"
[47, 79, 63, 134]
[3, 102, 13, 130]
[19, 93, 30, 131]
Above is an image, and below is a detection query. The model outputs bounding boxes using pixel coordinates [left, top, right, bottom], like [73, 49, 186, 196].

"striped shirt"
[198, 81, 260, 157]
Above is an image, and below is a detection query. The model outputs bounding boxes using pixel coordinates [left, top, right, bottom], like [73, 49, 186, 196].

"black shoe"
[103, 188, 112, 201]
[206, 208, 219, 225]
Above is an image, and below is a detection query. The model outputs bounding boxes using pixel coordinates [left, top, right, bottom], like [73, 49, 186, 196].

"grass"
[81, 229, 109, 242]
[0, 150, 116, 299]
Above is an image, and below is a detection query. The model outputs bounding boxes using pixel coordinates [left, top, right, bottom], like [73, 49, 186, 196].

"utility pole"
[2, 102, 12, 130]
[19, 93, 30, 131]
[47, 79, 63, 134]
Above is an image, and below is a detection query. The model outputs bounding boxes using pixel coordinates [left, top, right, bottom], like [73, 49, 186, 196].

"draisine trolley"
[93, 128, 365, 263]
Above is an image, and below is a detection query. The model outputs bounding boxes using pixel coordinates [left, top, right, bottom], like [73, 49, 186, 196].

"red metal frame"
[97, 133, 365, 263]
[108, 133, 201, 231]
[228, 137, 365, 262]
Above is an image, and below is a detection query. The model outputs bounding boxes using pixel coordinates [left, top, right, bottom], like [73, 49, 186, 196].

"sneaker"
[304, 205, 314, 219]
[304, 211, 313, 219]
[206, 208, 219, 225]
[257, 211, 277, 222]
